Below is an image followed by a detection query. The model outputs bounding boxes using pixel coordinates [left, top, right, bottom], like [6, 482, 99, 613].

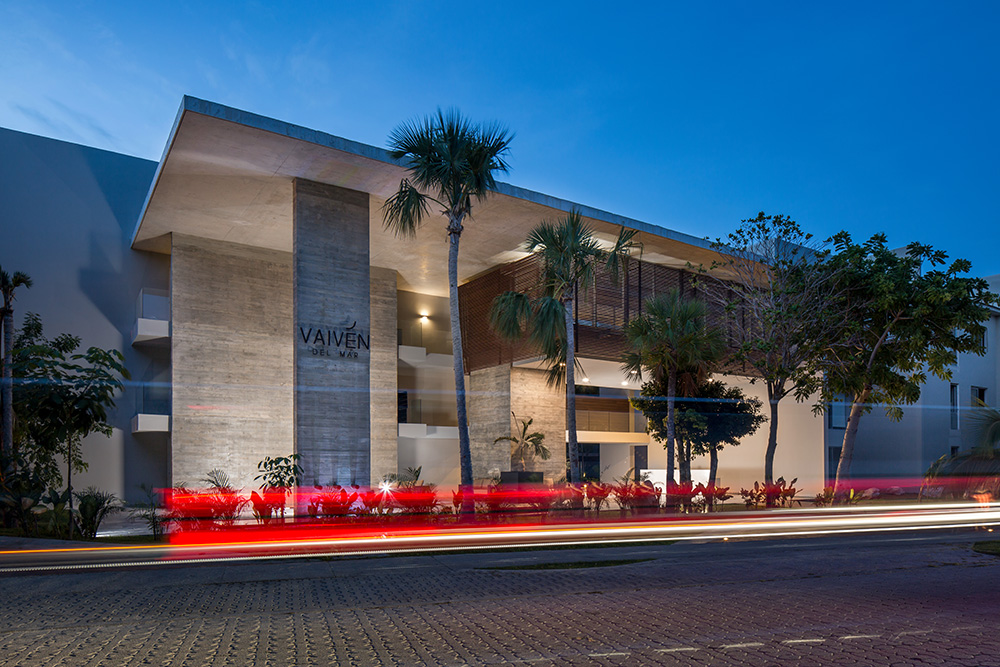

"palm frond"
[382, 179, 431, 238]
[490, 291, 533, 341]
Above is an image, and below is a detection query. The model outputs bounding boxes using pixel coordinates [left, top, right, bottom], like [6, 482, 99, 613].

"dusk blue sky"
[2, 2, 998, 274]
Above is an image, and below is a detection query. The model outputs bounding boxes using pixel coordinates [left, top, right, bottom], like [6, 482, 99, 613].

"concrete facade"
[0, 127, 167, 503]
[510, 367, 569, 482]
[4, 97, 997, 501]
[370, 266, 398, 483]
[169, 234, 293, 489]
[467, 365, 512, 481]
[293, 180, 371, 486]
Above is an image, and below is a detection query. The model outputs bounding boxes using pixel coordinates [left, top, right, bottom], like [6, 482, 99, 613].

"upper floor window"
[950, 383, 960, 430]
[972, 386, 987, 407]
[828, 395, 851, 429]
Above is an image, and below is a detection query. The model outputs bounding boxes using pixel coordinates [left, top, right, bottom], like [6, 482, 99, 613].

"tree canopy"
[813, 232, 998, 488]
[696, 212, 840, 483]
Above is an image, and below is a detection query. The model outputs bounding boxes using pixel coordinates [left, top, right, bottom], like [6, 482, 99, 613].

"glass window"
[972, 386, 987, 407]
[950, 384, 959, 430]
[828, 395, 850, 429]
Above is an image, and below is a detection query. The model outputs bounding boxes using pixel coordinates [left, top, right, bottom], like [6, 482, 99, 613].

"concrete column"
[467, 365, 513, 481]
[293, 179, 371, 486]
[510, 367, 567, 483]
[370, 266, 398, 483]
[170, 234, 293, 490]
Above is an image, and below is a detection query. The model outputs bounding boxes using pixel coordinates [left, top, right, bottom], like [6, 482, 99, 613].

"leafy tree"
[489, 211, 636, 482]
[382, 109, 513, 512]
[813, 233, 997, 491]
[0, 267, 32, 464]
[14, 314, 128, 539]
[675, 380, 766, 486]
[622, 291, 724, 486]
[696, 212, 840, 483]
[493, 412, 550, 473]
[12, 313, 87, 486]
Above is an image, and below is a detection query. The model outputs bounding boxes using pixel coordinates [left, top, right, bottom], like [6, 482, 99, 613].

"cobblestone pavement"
[0, 532, 998, 666]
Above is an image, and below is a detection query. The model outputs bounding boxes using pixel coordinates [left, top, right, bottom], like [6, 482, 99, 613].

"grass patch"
[972, 541, 1000, 556]
[480, 558, 654, 571]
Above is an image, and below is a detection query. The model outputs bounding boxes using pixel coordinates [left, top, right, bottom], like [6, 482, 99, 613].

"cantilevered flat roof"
[132, 96, 726, 296]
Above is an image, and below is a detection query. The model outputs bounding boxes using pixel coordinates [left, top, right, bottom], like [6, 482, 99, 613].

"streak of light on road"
[0, 501, 998, 573]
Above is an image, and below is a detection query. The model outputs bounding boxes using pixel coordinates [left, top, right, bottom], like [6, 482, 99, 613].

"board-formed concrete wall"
[510, 366, 568, 482]
[170, 234, 294, 489]
[468, 365, 569, 483]
[293, 180, 371, 486]
[468, 365, 512, 481]
[370, 266, 398, 483]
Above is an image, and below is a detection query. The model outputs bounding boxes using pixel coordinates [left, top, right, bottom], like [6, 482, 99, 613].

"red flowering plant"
[307, 485, 358, 519]
[740, 477, 799, 508]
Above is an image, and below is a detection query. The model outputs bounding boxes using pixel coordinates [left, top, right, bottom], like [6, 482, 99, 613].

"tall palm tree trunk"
[834, 385, 871, 493]
[665, 369, 677, 487]
[447, 223, 475, 515]
[565, 296, 581, 483]
[1, 310, 13, 464]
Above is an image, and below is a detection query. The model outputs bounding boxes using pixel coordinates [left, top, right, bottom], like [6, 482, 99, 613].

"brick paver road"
[0, 532, 998, 666]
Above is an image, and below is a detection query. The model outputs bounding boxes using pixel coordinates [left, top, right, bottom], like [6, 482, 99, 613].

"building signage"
[298, 321, 370, 358]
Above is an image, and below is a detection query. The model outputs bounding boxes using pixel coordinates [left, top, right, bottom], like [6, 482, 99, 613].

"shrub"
[584, 482, 612, 513]
[75, 487, 122, 539]
[307, 486, 359, 518]
[0, 459, 46, 536]
[201, 469, 249, 526]
[129, 483, 169, 540]
[740, 477, 799, 508]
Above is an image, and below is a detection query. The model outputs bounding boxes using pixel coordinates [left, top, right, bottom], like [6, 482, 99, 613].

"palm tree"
[0, 267, 32, 464]
[622, 290, 724, 487]
[382, 109, 513, 513]
[493, 412, 550, 472]
[490, 211, 637, 482]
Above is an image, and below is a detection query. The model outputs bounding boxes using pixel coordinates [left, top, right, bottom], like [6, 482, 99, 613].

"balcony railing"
[132, 288, 170, 345]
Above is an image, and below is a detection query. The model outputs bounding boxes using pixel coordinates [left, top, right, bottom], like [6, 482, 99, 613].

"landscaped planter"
[500, 471, 544, 487]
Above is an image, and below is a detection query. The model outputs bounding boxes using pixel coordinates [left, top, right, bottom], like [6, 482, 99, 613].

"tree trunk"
[763, 382, 781, 484]
[66, 440, 74, 540]
[834, 385, 871, 494]
[679, 440, 691, 483]
[565, 296, 581, 483]
[447, 221, 474, 516]
[1, 309, 12, 465]
[708, 447, 719, 511]
[709, 447, 719, 487]
[665, 369, 677, 487]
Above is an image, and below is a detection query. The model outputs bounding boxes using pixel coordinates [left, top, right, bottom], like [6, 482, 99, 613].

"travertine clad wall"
[510, 367, 567, 482]
[468, 365, 514, 480]
[370, 266, 398, 483]
[170, 234, 293, 489]
[293, 180, 371, 486]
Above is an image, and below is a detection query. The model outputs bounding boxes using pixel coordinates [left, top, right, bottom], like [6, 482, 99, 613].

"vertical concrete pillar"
[510, 367, 567, 483]
[467, 365, 513, 481]
[370, 266, 398, 483]
[293, 179, 371, 486]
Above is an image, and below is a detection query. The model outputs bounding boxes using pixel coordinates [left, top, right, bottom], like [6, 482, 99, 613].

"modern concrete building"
[2, 96, 996, 502]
